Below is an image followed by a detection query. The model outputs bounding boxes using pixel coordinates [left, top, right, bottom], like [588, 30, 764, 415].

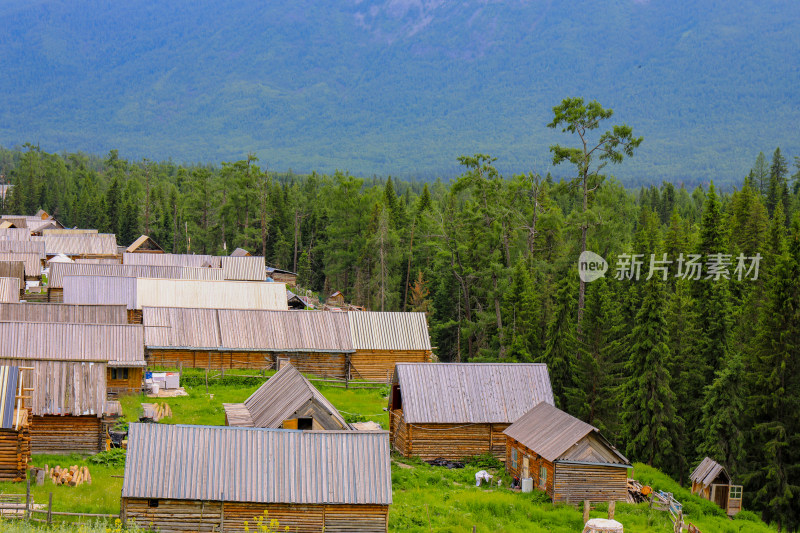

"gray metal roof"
[0, 252, 40, 277]
[49, 262, 224, 288]
[348, 311, 432, 351]
[144, 308, 353, 352]
[0, 321, 145, 367]
[0, 365, 19, 429]
[503, 402, 629, 464]
[0, 303, 128, 324]
[220, 256, 266, 281]
[230, 247, 251, 257]
[63, 275, 136, 307]
[43, 233, 118, 256]
[122, 424, 391, 505]
[0, 278, 19, 303]
[0, 240, 45, 259]
[232, 364, 348, 428]
[690, 457, 730, 488]
[395, 363, 554, 424]
[123, 252, 221, 268]
[0, 228, 32, 240]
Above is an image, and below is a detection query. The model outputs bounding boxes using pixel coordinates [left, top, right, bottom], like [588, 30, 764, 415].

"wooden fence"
[0, 479, 118, 525]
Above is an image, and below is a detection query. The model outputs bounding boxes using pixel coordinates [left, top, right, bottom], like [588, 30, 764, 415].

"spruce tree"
[539, 272, 579, 411]
[621, 277, 677, 474]
[502, 259, 539, 362]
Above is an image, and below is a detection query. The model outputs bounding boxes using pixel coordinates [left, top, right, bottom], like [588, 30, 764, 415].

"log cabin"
[223, 363, 349, 430]
[0, 365, 31, 482]
[266, 265, 298, 286]
[504, 402, 630, 503]
[690, 457, 743, 516]
[121, 424, 392, 533]
[0, 321, 146, 397]
[144, 307, 354, 377]
[389, 363, 554, 460]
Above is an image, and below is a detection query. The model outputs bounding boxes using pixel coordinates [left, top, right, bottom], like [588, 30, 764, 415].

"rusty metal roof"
[395, 363, 554, 424]
[0, 252, 40, 277]
[143, 308, 352, 352]
[0, 365, 19, 429]
[49, 262, 224, 288]
[0, 278, 19, 303]
[348, 311, 431, 351]
[0, 303, 128, 324]
[690, 457, 731, 489]
[0, 321, 145, 367]
[503, 402, 629, 464]
[122, 424, 392, 505]
[123, 252, 221, 268]
[43, 233, 118, 256]
[227, 364, 348, 429]
[220, 256, 266, 281]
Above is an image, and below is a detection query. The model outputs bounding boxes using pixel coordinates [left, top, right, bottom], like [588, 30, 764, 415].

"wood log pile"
[140, 402, 173, 422]
[627, 479, 651, 504]
[0, 424, 31, 482]
[44, 464, 92, 486]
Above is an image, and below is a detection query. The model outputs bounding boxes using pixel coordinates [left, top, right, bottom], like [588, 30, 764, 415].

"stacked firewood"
[140, 402, 173, 422]
[44, 464, 92, 486]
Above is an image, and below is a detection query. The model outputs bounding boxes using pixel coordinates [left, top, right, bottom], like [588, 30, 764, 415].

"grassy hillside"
[0, 0, 798, 184]
[0, 375, 775, 531]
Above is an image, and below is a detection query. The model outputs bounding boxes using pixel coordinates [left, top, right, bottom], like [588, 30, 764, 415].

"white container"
[165, 372, 179, 389]
[521, 478, 534, 493]
[151, 383, 160, 395]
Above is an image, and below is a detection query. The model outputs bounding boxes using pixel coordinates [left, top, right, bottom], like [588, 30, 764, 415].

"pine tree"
[539, 272, 579, 410]
[767, 147, 789, 217]
[297, 251, 312, 288]
[502, 259, 539, 362]
[621, 277, 677, 474]
[751, 151, 769, 196]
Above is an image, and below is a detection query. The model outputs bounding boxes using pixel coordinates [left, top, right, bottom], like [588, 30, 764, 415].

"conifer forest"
[2, 100, 800, 528]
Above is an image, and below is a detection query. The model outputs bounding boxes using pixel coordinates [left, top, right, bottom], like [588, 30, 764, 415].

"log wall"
[30, 415, 103, 454]
[122, 498, 389, 533]
[505, 438, 555, 498]
[389, 410, 507, 460]
[128, 310, 143, 324]
[350, 350, 431, 381]
[146, 349, 347, 378]
[552, 463, 629, 503]
[47, 288, 64, 303]
[0, 423, 31, 482]
[107, 367, 144, 397]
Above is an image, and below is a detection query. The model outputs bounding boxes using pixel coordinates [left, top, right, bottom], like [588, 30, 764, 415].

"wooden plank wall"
[390, 410, 507, 460]
[503, 437, 557, 500]
[122, 498, 389, 533]
[107, 367, 144, 397]
[350, 350, 431, 381]
[0, 425, 31, 482]
[552, 463, 629, 503]
[146, 350, 348, 378]
[29, 415, 103, 454]
[47, 288, 64, 303]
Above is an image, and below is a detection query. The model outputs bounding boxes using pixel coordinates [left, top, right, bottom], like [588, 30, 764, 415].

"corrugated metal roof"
[63, 275, 136, 307]
[0, 252, 40, 277]
[395, 363, 554, 424]
[135, 279, 287, 311]
[220, 256, 266, 281]
[0, 262, 24, 289]
[123, 252, 221, 268]
[503, 402, 629, 464]
[0, 303, 128, 324]
[0, 365, 19, 429]
[74, 258, 123, 265]
[0, 227, 32, 240]
[0, 278, 20, 303]
[143, 308, 352, 352]
[42, 229, 99, 235]
[122, 424, 391, 505]
[229, 364, 347, 428]
[0, 322, 145, 367]
[0, 240, 45, 259]
[690, 457, 730, 488]
[43, 233, 118, 256]
[49, 263, 224, 288]
[348, 312, 432, 351]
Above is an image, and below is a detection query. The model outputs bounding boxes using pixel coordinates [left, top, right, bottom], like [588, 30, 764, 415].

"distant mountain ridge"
[0, 0, 798, 185]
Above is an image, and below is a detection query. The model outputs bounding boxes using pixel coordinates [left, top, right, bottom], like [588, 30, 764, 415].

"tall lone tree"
[548, 98, 642, 327]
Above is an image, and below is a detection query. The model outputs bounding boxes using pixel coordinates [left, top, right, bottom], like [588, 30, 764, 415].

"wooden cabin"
[0, 261, 25, 295]
[223, 363, 349, 430]
[126, 235, 164, 254]
[389, 363, 554, 460]
[121, 424, 392, 532]
[42, 233, 119, 261]
[0, 239, 46, 266]
[690, 457, 743, 516]
[144, 308, 354, 376]
[347, 312, 433, 381]
[266, 265, 298, 286]
[46, 262, 224, 303]
[0, 321, 146, 398]
[327, 291, 345, 306]
[0, 252, 41, 280]
[504, 402, 630, 503]
[0, 365, 31, 482]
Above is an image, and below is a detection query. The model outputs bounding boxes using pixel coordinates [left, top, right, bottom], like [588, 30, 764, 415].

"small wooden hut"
[223, 363, 349, 430]
[121, 424, 392, 532]
[504, 402, 630, 503]
[389, 363, 554, 460]
[0, 365, 31, 481]
[690, 457, 743, 516]
[125, 235, 164, 254]
[266, 265, 298, 286]
[327, 291, 345, 306]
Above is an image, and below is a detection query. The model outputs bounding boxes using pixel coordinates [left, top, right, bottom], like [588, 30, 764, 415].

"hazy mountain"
[0, 0, 798, 184]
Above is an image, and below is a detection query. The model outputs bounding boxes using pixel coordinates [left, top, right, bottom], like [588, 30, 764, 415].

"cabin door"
[522, 456, 530, 479]
[711, 483, 728, 510]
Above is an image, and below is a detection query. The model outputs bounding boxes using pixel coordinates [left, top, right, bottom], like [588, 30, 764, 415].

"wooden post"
[608, 500, 615, 520]
[47, 492, 53, 525]
[583, 500, 590, 523]
[472, 527, 476, 533]
[25, 476, 30, 520]
[205, 368, 209, 394]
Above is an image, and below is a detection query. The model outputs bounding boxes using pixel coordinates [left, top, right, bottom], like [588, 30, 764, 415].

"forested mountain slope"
[0, 0, 798, 184]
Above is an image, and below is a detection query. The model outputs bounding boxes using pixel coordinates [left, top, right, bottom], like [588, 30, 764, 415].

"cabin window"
[111, 368, 129, 380]
[148, 499, 159, 508]
[297, 417, 313, 430]
[511, 448, 518, 470]
[539, 466, 547, 489]
[729, 486, 742, 499]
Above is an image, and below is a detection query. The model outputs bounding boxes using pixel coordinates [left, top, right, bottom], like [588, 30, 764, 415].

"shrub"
[464, 453, 503, 469]
[88, 448, 127, 467]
